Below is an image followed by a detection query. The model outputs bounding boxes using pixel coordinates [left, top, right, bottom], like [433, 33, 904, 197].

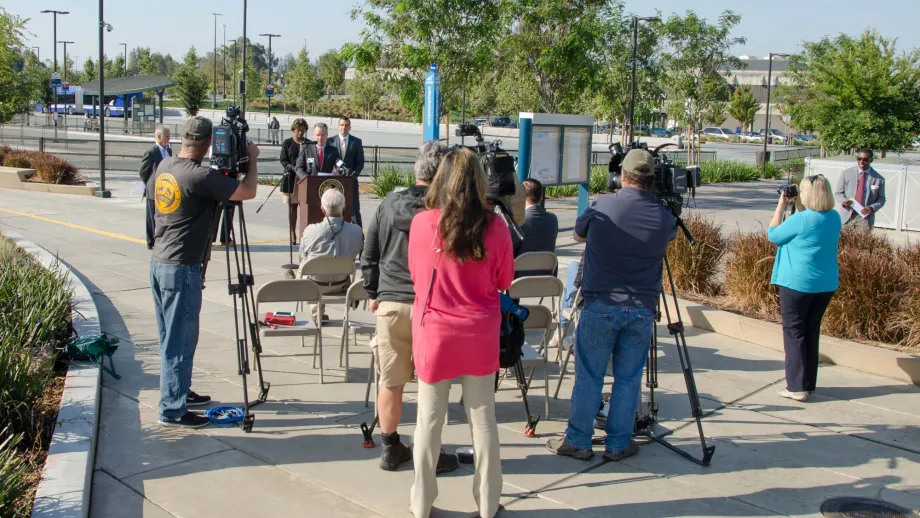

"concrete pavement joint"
[95, 467, 180, 518]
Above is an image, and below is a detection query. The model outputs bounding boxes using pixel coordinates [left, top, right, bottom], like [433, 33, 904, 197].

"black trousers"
[145, 197, 156, 250]
[352, 182, 362, 228]
[779, 286, 835, 392]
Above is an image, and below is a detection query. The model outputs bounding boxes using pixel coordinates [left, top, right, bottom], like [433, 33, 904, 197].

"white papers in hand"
[130, 182, 146, 196]
[848, 198, 867, 218]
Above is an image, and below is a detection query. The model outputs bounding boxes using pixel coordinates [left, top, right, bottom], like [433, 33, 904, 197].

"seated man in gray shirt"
[299, 188, 364, 298]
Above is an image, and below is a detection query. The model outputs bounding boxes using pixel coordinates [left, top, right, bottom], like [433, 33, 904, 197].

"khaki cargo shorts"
[372, 301, 414, 388]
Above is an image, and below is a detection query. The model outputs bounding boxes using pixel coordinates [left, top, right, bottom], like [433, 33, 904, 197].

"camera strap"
[420, 231, 443, 327]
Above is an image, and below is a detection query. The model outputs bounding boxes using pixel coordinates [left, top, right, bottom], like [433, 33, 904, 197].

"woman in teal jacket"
[767, 174, 841, 402]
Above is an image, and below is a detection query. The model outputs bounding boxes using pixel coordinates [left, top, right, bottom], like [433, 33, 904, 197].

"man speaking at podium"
[295, 122, 340, 178]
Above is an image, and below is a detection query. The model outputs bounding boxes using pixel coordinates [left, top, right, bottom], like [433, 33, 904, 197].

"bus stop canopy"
[80, 76, 175, 96]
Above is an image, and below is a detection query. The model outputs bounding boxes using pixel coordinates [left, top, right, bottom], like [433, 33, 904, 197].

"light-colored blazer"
[834, 166, 886, 228]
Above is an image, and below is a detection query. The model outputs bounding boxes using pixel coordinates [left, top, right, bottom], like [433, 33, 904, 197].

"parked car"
[758, 128, 786, 143]
[508, 120, 518, 129]
[667, 126, 683, 136]
[702, 127, 736, 140]
[636, 124, 651, 135]
[738, 131, 764, 143]
[651, 127, 670, 138]
[793, 133, 816, 142]
[489, 116, 512, 127]
[472, 118, 488, 127]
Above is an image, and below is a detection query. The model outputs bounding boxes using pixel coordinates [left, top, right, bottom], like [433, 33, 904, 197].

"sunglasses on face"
[856, 156, 871, 162]
[806, 174, 824, 184]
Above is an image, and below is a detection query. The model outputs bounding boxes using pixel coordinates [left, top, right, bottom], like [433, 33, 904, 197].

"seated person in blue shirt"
[768, 174, 841, 403]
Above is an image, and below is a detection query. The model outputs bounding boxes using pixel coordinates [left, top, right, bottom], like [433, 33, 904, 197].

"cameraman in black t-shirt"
[148, 116, 260, 428]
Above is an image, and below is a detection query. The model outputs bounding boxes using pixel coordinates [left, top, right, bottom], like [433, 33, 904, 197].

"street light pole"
[222, 24, 228, 100]
[211, 12, 222, 109]
[41, 10, 69, 138]
[233, 41, 238, 106]
[96, 0, 112, 198]
[260, 33, 280, 118]
[626, 16, 659, 145]
[119, 42, 127, 76]
[761, 52, 790, 176]
[241, 0, 248, 116]
[57, 41, 74, 81]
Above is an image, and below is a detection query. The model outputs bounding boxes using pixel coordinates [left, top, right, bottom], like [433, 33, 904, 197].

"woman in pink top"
[408, 147, 514, 518]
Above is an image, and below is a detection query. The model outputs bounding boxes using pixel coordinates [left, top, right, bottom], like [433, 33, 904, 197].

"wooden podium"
[297, 174, 356, 237]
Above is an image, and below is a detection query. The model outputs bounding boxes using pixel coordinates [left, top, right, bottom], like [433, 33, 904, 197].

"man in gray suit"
[329, 116, 365, 227]
[834, 148, 886, 230]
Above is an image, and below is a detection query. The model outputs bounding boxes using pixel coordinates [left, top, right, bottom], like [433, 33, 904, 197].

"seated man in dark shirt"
[520, 178, 559, 254]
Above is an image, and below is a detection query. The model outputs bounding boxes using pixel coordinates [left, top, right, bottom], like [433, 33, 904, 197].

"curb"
[675, 297, 920, 386]
[4, 232, 102, 518]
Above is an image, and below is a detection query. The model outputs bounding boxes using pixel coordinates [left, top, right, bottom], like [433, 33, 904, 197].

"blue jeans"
[150, 259, 203, 420]
[559, 261, 580, 329]
[564, 300, 654, 451]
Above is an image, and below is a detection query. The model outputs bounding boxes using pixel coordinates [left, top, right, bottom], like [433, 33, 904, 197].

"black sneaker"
[158, 412, 210, 429]
[436, 449, 459, 474]
[186, 391, 212, 407]
[380, 440, 413, 471]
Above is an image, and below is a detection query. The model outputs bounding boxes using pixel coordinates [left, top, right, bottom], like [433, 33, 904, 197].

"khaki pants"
[310, 279, 349, 319]
[411, 374, 502, 518]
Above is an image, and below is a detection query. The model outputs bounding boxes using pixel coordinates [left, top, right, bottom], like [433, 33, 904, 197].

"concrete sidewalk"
[1, 182, 919, 518]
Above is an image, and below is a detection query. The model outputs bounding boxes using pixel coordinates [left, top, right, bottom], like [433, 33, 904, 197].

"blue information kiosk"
[517, 113, 596, 215]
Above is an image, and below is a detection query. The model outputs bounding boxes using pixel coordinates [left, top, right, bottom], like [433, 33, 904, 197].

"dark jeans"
[151, 259, 203, 420]
[779, 286, 835, 393]
[145, 197, 156, 250]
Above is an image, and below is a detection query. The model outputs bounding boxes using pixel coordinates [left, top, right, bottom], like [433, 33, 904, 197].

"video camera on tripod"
[607, 141, 701, 216]
[210, 106, 250, 177]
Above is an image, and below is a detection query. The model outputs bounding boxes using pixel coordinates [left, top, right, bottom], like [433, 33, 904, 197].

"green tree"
[349, 69, 386, 119]
[287, 49, 323, 113]
[661, 11, 745, 160]
[318, 49, 346, 96]
[342, 0, 504, 121]
[502, 0, 624, 113]
[80, 58, 96, 82]
[0, 9, 47, 122]
[129, 47, 161, 76]
[780, 30, 920, 154]
[173, 47, 210, 115]
[727, 85, 759, 131]
[495, 61, 541, 116]
[105, 55, 124, 78]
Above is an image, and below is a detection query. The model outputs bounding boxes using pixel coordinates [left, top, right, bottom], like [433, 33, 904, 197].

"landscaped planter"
[0, 166, 97, 196]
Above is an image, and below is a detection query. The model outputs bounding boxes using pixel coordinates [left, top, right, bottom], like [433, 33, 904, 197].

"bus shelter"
[80, 76, 176, 124]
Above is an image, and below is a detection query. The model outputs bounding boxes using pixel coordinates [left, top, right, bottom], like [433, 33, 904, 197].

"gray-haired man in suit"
[834, 148, 886, 230]
[139, 125, 172, 249]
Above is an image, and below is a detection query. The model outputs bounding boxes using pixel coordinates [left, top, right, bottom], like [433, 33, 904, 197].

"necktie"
[855, 170, 866, 205]
[317, 146, 324, 171]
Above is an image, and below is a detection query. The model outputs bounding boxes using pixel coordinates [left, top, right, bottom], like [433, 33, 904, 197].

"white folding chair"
[554, 287, 583, 399]
[520, 304, 555, 418]
[514, 251, 558, 277]
[255, 279, 327, 383]
[339, 280, 376, 382]
[507, 276, 565, 358]
[297, 256, 356, 316]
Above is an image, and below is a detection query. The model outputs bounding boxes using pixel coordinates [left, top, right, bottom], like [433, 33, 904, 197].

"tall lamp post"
[259, 33, 280, 118]
[40, 9, 69, 138]
[119, 42, 127, 76]
[97, 2, 113, 198]
[211, 12, 222, 109]
[241, 0, 248, 116]
[761, 52, 790, 176]
[57, 41, 74, 81]
[626, 16, 659, 145]
[222, 24, 228, 100]
[233, 41, 238, 105]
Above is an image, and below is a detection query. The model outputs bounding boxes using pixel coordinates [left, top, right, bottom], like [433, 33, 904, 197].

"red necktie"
[855, 170, 866, 205]
[317, 146, 324, 171]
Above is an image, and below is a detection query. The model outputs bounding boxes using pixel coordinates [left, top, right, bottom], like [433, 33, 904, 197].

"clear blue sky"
[7, 0, 920, 68]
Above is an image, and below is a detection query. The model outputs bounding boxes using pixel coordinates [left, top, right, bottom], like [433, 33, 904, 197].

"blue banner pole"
[423, 64, 441, 142]
[517, 117, 532, 183]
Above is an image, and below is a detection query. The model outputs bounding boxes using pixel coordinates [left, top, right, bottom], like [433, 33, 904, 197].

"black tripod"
[204, 201, 271, 432]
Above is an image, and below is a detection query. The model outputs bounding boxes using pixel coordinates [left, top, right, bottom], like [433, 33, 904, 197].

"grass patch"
[545, 166, 607, 198]
[0, 235, 72, 517]
[698, 161, 761, 184]
[721, 231, 780, 320]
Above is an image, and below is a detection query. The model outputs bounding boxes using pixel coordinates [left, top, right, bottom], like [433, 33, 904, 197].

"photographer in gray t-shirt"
[147, 116, 260, 429]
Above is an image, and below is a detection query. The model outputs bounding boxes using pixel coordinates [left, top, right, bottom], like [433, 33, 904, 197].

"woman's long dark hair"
[425, 147, 490, 263]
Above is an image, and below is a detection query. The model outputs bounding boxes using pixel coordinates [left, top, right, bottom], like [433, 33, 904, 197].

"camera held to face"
[777, 184, 798, 199]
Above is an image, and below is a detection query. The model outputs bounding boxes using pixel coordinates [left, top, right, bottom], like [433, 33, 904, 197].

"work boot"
[380, 432, 412, 471]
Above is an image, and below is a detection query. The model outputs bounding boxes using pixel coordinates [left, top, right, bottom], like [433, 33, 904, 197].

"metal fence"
[771, 146, 822, 166]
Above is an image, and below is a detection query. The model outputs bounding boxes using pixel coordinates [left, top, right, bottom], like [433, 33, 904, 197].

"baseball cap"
[182, 116, 212, 142]
[621, 149, 654, 176]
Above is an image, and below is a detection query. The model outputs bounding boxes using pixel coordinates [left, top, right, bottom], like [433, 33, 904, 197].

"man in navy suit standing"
[295, 122, 340, 177]
[329, 116, 365, 226]
[139, 125, 172, 249]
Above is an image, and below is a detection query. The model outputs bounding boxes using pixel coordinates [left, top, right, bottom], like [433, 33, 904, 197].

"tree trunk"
[881, 150, 887, 158]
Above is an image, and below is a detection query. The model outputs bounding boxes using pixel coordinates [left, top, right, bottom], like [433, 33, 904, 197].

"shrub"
[544, 184, 578, 197]
[0, 145, 11, 164]
[0, 430, 31, 516]
[698, 161, 761, 184]
[30, 154, 82, 185]
[722, 231, 779, 318]
[2, 151, 33, 170]
[665, 214, 726, 296]
[369, 166, 415, 198]
[589, 165, 608, 194]
[823, 248, 908, 344]
[838, 226, 892, 255]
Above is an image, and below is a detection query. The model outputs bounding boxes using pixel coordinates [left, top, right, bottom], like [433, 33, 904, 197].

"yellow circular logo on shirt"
[154, 173, 181, 214]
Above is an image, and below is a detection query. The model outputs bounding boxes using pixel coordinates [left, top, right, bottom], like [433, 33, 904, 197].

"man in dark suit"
[139, 125, 172, 249]
[520, 178, 558, 254]
[295, 122, 340, 178]
[329, 116, 366, 226]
